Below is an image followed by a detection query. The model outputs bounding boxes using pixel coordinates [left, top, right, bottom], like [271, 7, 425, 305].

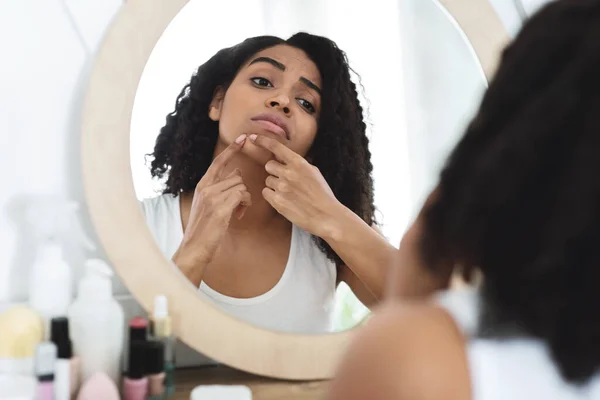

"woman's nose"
[266, 94, 291, 114]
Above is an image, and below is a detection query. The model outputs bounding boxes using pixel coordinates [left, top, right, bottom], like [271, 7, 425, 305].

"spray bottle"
[26, 196, 96, 338]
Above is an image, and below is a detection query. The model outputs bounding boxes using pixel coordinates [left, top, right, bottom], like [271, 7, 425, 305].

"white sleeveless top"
[140, 194, 337, 334]
[436, 288, 600, 400]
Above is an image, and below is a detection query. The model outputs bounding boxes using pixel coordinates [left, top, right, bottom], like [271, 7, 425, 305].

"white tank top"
[435, 288, 600, 400]
[140, 194, 337, 334]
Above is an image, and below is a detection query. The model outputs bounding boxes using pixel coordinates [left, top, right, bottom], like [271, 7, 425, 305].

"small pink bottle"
[146, 341, 166, 400]
[122, 341, 148, 400]
[35, 341, 57, 400]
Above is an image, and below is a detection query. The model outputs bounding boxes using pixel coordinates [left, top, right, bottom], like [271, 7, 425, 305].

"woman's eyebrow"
[249, 56, 321, 94]
[249, 56, 285, 71]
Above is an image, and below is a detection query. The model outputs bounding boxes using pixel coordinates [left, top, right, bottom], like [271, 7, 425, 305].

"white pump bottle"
[68, 259, 125, 386]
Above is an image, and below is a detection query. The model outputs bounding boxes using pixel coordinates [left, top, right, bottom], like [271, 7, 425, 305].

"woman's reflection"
[140, 32, 398, 334]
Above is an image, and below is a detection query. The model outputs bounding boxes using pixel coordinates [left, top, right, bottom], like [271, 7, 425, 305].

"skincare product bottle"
[51, 317, 79, 399]
[146, 341, 166, 400]
[0, 305, 44, 375]
[122, 341, 148, 400]
[76, 372, 120, 400]
[149, 296, 175, 397]
[35, 342, 57, 400]
[68, 259, 125, 386]
[123, 316, 148, 374]
[26, 198, 95, 338]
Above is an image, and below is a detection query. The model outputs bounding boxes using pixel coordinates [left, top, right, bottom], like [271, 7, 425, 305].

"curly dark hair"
[420, 0, 600, 384]
[148, 32, 375, 266]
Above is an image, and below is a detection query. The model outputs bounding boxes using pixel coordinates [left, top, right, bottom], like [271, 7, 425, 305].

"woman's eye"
[297, 98, 315, 114]
[251, 77, 273, 87]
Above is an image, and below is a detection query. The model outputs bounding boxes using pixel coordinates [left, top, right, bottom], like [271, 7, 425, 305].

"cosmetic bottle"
[68, 259, 125, 386]
[129, 316, 148, 342]
[35, 342, 57, 400]
[0, 305, 44, 375]
[123, 316, 148, 375]
[76, 372, 120, 400]
[122, 341, 148, 400]
[149, 295, 175, 397]
[51, 317, 79, 399]
[146, 341, 166, 400]
[27, 198, 95, 338]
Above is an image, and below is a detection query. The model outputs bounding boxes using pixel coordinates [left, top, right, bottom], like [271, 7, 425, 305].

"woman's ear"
[208, 87, 226, 121]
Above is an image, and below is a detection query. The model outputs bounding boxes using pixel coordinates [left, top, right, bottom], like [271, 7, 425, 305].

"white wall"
[398, 0, 488, 215]
[401, 0, 554, 212]
[0, 0, 126, 305]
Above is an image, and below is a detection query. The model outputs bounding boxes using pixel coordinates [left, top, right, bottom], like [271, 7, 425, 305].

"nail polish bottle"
[123, 316, 148, 374]
[35, 341, 57, 400]
[122, 341, 148, 400]
[51, 317, 80, 399]
[149, 296, 175, 397]
[129, 316, 148, 342]
[146, 341, 166, 400]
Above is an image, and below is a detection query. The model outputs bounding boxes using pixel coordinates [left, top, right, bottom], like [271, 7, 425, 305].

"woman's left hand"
[249, 134, 344, 239]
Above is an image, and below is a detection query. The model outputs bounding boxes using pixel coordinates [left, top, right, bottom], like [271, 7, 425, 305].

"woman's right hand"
[172, 134, 251, 284]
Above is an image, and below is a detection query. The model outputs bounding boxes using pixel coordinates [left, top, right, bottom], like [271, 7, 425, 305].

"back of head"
[421, 0, 600, 384]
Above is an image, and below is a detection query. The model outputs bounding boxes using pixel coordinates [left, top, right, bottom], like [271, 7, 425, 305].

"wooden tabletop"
[174, 365, 329, 400]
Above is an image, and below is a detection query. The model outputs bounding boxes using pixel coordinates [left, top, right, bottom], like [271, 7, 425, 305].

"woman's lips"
[253, 120, 288, 139]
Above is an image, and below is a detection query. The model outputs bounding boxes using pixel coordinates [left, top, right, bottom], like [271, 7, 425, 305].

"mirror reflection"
[130, 0, 486, 334]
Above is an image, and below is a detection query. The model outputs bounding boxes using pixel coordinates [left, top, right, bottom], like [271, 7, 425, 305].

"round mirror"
[82, 0, 507, 379]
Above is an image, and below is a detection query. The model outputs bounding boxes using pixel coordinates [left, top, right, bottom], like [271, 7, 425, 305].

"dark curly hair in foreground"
[148, 32, 375, 266]
[421, 0, 600, 384]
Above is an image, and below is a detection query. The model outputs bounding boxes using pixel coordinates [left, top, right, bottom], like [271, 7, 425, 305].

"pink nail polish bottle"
[146, 341, 166, 400]
[123, 316, 148, 374]
[122, 341, 148, 400]
[35, 341, 57, 400]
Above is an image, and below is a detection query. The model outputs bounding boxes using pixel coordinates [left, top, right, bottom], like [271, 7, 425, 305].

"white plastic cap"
[190, 385, 252, 400]
[34, 342, 56, 376]
[153, 295, 169, 319]
[78, 259, 114, 300]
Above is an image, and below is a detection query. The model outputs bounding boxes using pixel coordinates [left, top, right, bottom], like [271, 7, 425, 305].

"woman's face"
[209, 44, 322, 164]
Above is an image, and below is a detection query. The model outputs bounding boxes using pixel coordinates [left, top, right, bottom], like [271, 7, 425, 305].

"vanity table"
[174, 366, 328, 400]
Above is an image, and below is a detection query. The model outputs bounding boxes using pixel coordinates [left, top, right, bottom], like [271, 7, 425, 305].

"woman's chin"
[241, 142, 274, 166]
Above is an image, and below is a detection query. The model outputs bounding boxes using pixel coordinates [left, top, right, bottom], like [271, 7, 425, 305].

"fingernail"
[235, 134, 247, 144]
[249, 134, 257, 142]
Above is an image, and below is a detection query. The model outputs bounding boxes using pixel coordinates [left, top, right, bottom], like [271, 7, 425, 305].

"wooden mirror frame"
[81, 0, 508, 380]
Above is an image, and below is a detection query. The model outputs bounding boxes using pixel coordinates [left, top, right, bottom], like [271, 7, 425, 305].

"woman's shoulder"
[292, 225, 337, 274]
[434, 287, 481, 337]
[140, 193, 179, 224]
[329, 301, 471, 400]
[139, 193, 183, 258]
[140, 193, 179, 215]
